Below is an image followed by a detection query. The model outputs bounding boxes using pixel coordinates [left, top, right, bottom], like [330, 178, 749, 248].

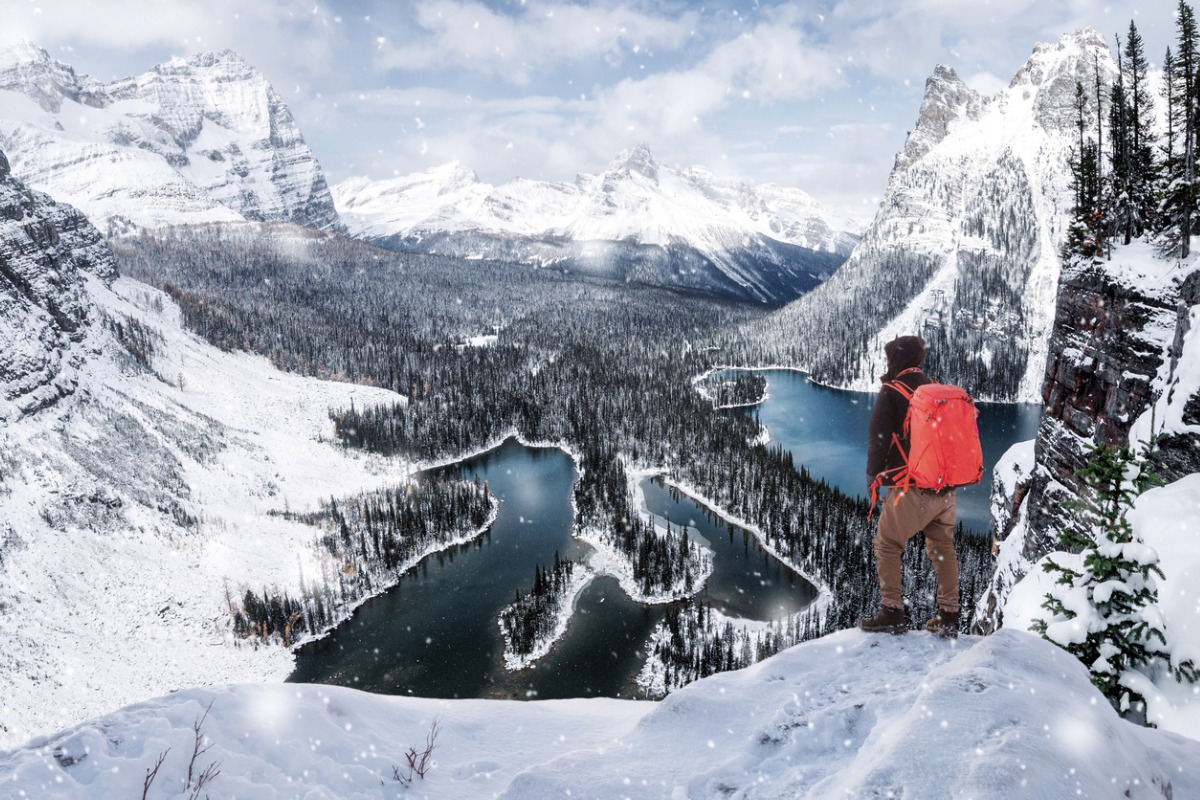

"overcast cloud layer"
[1, 0, 1183, 223]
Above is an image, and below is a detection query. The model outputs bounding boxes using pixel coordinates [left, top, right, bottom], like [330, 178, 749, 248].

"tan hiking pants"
[874, 487, 959, 612]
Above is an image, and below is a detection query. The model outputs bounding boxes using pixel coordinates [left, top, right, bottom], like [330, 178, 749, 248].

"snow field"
[7, 628, 1198, 798]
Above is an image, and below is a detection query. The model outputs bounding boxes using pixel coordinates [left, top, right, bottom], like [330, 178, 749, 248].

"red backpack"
[869, 379, 984, 516]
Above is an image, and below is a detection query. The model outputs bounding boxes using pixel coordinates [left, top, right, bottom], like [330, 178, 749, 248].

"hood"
[882, 335, 927, 382]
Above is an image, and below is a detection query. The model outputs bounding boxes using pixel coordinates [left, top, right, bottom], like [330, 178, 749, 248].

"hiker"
[859, 335, 961, 638]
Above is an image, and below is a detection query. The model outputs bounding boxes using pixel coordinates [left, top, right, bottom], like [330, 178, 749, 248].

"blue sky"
[2, 1, 1181, 223]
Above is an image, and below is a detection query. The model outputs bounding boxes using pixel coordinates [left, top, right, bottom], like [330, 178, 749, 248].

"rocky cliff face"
[758, 29, 1116, 401]
[979, 244, 1200, 630]
[0, 147, 114, 420]
[0, 42, 340, 235]
[894, 65, 982, 169]
[333, 145, 860, 306]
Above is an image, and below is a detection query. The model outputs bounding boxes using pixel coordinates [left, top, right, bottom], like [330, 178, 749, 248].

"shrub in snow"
[1033, 437, 1199, 723]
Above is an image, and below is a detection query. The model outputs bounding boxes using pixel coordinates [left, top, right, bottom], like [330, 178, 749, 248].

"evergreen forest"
[113, 223, 993, 690]
[232, 477, 493, 644]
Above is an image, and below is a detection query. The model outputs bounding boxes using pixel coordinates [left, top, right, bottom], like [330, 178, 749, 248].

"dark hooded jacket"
[867, 336, 931, 484]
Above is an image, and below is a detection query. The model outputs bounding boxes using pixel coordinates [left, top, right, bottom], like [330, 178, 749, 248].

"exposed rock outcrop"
[978, 245, 1200, 631]
[0, 146, 115, 419]
[894, 65, 982, 169]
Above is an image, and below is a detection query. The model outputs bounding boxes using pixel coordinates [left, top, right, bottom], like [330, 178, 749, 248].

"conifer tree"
[1123, 20, 1157, 237]
[1158, 1, 1200, 257]
[1108, 38, 1135, 245]
[1033, 438, 1198, 724]
[1063, 81, 1105, 262]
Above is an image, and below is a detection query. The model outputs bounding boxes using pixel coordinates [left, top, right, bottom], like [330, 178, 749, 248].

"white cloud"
[581, 16, 845, 152]
[964, 70, 1008, 97]
[0, 0, 342, 79]
[343, 87, 569, 115]
[5, 0, 1185, 224]
[375, 0, 697, 83]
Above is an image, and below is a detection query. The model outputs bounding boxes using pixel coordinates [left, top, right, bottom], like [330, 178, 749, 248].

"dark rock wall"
[0, 147, 115, 418]
[979, 253, 1200, 631]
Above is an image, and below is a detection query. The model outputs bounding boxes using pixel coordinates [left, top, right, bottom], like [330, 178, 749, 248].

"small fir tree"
[1033, 436, 1198, 724]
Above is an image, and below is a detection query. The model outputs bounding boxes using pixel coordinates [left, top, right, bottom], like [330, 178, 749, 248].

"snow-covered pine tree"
[1121, 21, 1157, 241]
[1062, 80, 1107, 262]
[1108, 38, 1136, 246]
[1156, 1, 1200, 258]
[1032, 436, 1198, 724]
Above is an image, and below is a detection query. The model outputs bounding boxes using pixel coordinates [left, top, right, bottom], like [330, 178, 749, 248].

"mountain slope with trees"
[733, 29, 1118, 401]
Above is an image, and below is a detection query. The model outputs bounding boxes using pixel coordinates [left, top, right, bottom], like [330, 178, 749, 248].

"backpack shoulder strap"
[885, 380, 914, 401]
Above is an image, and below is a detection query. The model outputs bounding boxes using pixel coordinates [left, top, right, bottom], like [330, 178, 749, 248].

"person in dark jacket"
[859, 335, 960, 637]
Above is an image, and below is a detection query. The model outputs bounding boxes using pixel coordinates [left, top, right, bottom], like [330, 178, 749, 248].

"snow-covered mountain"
[333, 145, 861, 305]
[757, 29, 1116, 401]
[0, 41, 341, 235]
[4, 628, 1199, 798]
[0, 150, 404, 747]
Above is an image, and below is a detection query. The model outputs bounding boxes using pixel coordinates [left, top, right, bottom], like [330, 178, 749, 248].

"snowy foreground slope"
[4, 629, 1198, 799]
[0, 263, 415, 747]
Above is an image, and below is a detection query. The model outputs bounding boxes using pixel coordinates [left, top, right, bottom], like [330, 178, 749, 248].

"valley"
[4, 8, 1200, 797]
[110, 223, 997, 683]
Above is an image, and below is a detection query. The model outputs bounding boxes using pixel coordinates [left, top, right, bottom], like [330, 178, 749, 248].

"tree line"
[500, 552, 579, 660]
[1063, 9, 1200, 262]
[231, 477, 492, 645]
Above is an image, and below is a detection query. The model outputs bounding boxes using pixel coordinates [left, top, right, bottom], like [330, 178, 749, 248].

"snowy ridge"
[765, 29, 1117, 401]
[0, 41, 341, 235]
[4, 628, 1198, 798]
[333, 145, 861, 305]
[0, 181, 422, 746]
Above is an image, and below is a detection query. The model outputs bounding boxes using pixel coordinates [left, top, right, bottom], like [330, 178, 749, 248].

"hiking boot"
[859, 605, 907, 634]
[924, 608, 960, 638]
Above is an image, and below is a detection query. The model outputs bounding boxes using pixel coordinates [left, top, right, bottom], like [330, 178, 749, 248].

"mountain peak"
[1009, 27, 1118, 135]
[431, 160, 479, 184]
[1011, 27, 1111, 90]
[0, 38, 53, 68]
[0, 39, 86, 113]
[896, 63, 980, 169]
[0, 46, 342, 232]
[607, 143, 659, 181]
[153, 49, 256, 80]
[188, 49, 251, 71]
